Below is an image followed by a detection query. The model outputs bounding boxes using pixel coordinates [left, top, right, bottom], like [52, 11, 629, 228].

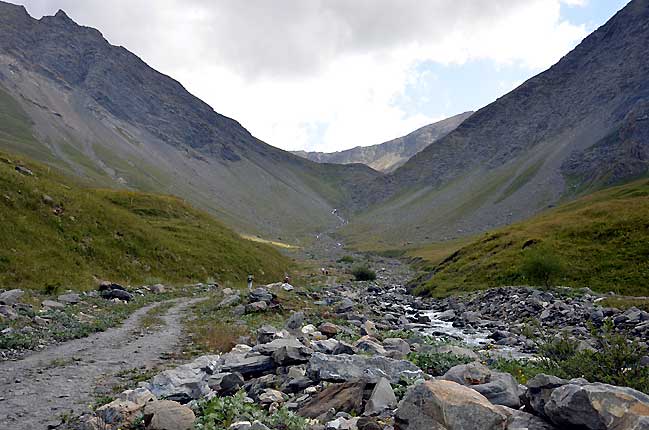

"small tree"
[520, 247, 563, 288]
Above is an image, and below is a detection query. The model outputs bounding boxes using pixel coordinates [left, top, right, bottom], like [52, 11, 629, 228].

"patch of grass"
[138, 301, 175, 330]
[0, 149, 290, 291]
[490, 358, 547, 385]
[406, 351, 473, 377]
[520, 247, 564, 288]
[598, 297, 649, 312]
[337, 255, 355, 264]
[411, 179, 649, 297]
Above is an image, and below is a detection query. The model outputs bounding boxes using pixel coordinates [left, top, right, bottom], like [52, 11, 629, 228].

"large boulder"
[143, 400, 195, 430]
[298, 381, 366, 418]
[442, 362, 523, 408]
[96, 399, 142, 426]
[544, 382, 649, 429]
[147, 363, 211, 403]
[395, 380, 509, 430]
[0, 289, 24, 305]
[57, 293, 81, 304]
[221, 353, 276, 377]
[101, 288, 133, 301]
[307, 352, 423, 384]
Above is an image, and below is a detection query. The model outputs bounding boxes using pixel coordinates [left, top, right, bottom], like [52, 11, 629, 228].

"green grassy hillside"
[0, 151, 290, 291]
[409, 179, 649, 297]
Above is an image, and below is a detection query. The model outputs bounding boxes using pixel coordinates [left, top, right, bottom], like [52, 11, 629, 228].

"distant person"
[247, 274, 254, 291]
[284, 275, 291, 284]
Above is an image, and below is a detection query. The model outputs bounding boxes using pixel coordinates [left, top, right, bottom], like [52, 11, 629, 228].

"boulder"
[151, 284, 167, 294]
[307, 352, 423, 384]
[501, 408, 558, 430]
[42, 299, 65, 309]
[250, 288, 274, 303]
[246, 301, 268, 313]
[523, 374, 568, 418]
[221, 353, 276, 377]
[336, 298, 355, 313]
[259, 388, 285, 404]
[96, 399, 141, 426]
[0, 289, 24, 305]
[285, 312, 305, 331]
[147, 364, 211, 403]
[544, 382, 649, 430]
[383, 338, 411, 357]
[443, 363, 523, 408]
[256, 325, 281, 344]
[298, 381, 366, 418]
[364, 377, 397, 415]
[118, 387, 156, 406]
[101, 288, 133, 301]
[143, 400, 195, 430]
[395, 380, 509, 430]
[57, 293, 81, 304]
[207, 372, 244, 396]
[361, 320, 377, 337]
[219, 294, 241, 308]
[0, 305, 18, 320]
[319, 322, 340, 337]
[354, 336, 387, 355]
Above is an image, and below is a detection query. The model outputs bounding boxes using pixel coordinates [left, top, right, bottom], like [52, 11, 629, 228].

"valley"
[0, 0, 648, 429]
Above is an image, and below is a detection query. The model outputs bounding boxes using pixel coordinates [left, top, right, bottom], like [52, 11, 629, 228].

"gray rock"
[307, 352, 423, 384]
[431, 344, 478, 360]
[249, 287, 273, 303]
[147, 363, 211, 402]
[382, 338, 411, 357]
[524, 374, 568, 418]
[221, 353, 276, 377]
[96, 399, 141, 426]
[396, 380, 509, 430]
[501, 408, 558, 430]
[336, 298, 355, 313]
[298, 381, 366, 418]
[0, 305, 19, 320]
[150, 284, 166, 294]
[364, 377, 397, 415]
[219, 294, 241, 308]
[117, 387, 156, 406]
[252, 337, 312, 365]
[101, 289, 133, 301]
[353, 336, 387, 355]
[57, 293, 81, 304]
[442, 363, 523, 408]
[207, 372, 244, 396]
[246, 301, 268, 313]
[544, 382, 649, 430]
[285, 312, 305, 331]
[442, 362, 491, 386]
[256, 325, 280, 344]
[0, 289, 24, 305]
[41, 299, 65, 309]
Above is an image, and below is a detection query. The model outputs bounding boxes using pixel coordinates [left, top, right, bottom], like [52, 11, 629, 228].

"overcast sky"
[18, 0, 629, 152]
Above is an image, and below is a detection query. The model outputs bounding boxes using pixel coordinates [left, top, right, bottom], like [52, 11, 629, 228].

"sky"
[18, 0, 630, 153]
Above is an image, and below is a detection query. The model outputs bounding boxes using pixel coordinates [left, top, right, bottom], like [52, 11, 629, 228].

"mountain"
[0, 149, 290, 290]
[342, 0, 649, 248]
[0, 2, 380, 242]
[292, 112, 472, 172]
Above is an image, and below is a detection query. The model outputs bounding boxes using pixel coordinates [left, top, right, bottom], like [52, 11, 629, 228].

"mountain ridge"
[292, 112, 472, 172]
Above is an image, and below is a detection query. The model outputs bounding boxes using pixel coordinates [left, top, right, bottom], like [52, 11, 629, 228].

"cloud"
[19, 0, 589, 152]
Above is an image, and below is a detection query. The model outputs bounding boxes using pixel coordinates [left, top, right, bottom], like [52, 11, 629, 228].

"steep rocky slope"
[0, 3, 380, 242]
[344, 0, 649, 246]
[292, 112, 472, 172]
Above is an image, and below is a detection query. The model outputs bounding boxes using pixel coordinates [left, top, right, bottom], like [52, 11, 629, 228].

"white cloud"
[19, 0, 588, 152]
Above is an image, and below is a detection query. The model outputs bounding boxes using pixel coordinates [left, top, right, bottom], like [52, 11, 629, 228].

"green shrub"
[526, 320, 649, 394]
[337, 255, 355, 264]
[520, 247, 564, 287]
[194, 391, 307, 430]
[351, 265, 376, 281]
[407, 352, 473, 376]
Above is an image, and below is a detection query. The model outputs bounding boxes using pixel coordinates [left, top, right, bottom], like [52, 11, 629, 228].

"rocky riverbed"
[63, 254, 649, 430]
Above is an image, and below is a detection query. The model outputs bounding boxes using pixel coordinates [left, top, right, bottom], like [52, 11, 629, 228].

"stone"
[282, 283, 295, 291]
[230, 422, 252, 430]
[354, 336, 387, 355]
[0, 289, 24, 305]
[151, 284, 167, 293]
[219, 294, 241, 308]
[442, 363, 522, 408]
[298, 381, 366, 418]
[15, 165, 33, 176]
[246, 301, 268, 313]
[382, 338, 411, 357]
[42, 299, 65, 309]
[357, 417, 382, 430]
[118, 387, 156, 406]
[221, 353, 276, 377]
[143, 400, 195, 430]
[395, 380, 509, 430]
[432, 344, 479, 360]
[364, 377, 397, 415]
[307, 352, 424, 384]
[96, 399, 141, 425]
[250, 287, 274, 303]
[312, 338, 342, 354]
[257, 325, 280, 344]
[301, 324, 317, 335]
[501, 408, 558, 430]
[361, 320, 377, 336]
[57, 293, 81, 304]
[544, 382, 649, 430]
[0, 305, 18, 320]
[147, 363, 211, 402]
[336, 298, 355, 313]
[251, 420, 271, 430]
[259, 388, 285, 404]
[101, 288, 133, 301]
[208, 372, 244, 395]
[286, 311, 305, 331]
[524, 374, 568, 418]
[319, 322, 341, 337]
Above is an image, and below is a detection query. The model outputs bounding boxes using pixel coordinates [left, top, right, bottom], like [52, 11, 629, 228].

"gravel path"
[0, 297, 205, 430]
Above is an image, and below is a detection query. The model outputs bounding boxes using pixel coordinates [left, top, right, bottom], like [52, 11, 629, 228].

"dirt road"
[0, 297, 204, 430]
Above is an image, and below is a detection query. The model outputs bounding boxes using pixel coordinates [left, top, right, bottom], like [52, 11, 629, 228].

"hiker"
[284, 274, 291, 284]
[247, 274, 254, 291]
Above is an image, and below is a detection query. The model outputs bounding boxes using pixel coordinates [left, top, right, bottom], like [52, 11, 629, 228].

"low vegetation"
[0, 151, 290, 291]
[408, 179, 649, 297]
[351, 265, 377, 281]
